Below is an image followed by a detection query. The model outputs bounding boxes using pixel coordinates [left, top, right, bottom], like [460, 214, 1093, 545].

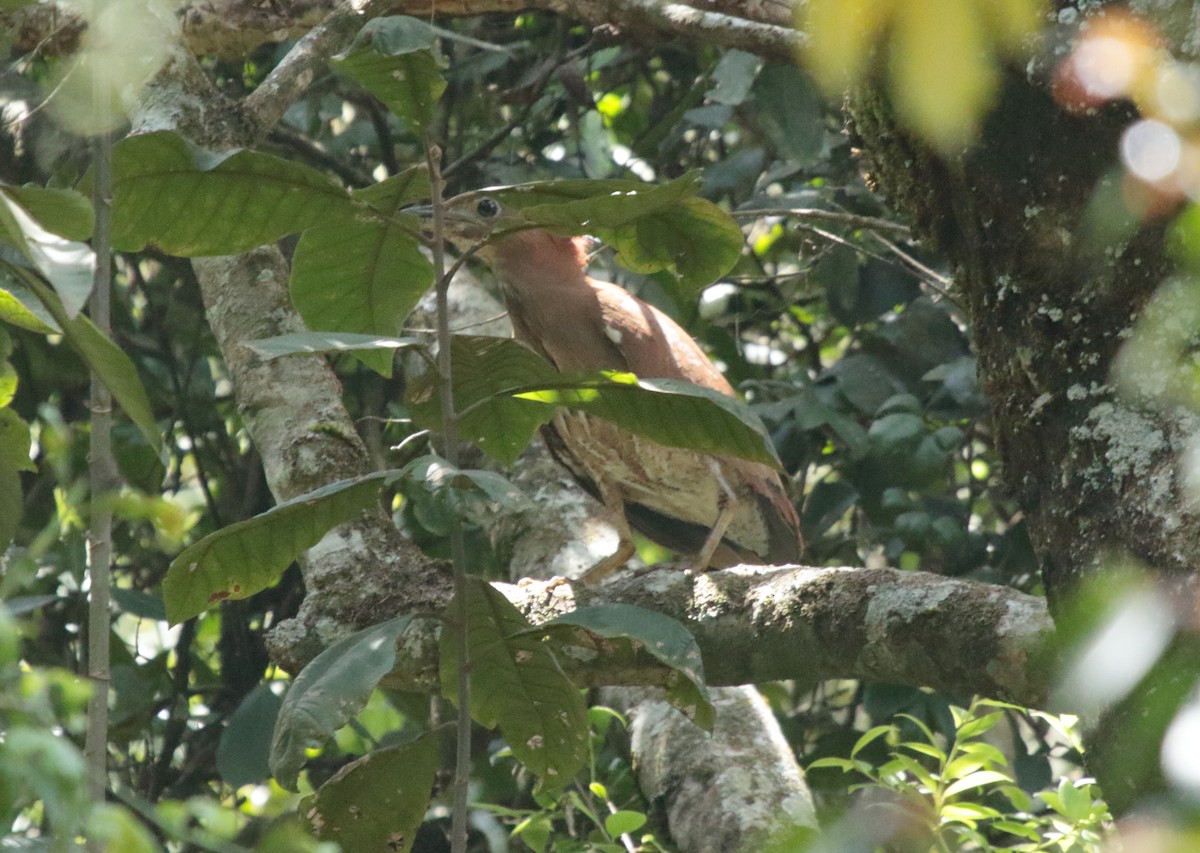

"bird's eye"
[476, 198, 501, 218]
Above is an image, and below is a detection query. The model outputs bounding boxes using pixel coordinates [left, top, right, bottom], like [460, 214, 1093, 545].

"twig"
[84, 127, 118, 848]
[425, 140, 473, 853]
[734, 206, 911, 236]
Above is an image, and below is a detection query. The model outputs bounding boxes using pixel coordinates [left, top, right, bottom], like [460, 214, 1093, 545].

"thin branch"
[425, 141, 473, 853]
[545, 0, 804, 63]
[243, 0, 386, 134]
[84, 128, 117, 841]
[869, 229, 953, 288]
[734, 206, 912, 236]
[267, 125, 376, 187]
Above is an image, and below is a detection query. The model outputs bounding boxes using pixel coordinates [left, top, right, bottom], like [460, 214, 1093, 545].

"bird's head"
[409, 191, 526, 248]
[409, 191, 593, 285]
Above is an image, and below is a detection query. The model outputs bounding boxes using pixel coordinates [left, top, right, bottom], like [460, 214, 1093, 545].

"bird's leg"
[579, 479, 638, 584]
[693, 463, 739, 572]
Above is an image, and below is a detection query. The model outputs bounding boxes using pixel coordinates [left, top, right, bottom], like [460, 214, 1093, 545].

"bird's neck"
[484, 230, 592, 298]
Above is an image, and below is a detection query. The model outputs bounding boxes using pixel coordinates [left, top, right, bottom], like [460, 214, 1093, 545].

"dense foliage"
[2, 3, 1171, 850]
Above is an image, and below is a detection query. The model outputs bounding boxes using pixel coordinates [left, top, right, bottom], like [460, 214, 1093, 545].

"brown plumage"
[429, 193, 803, 582]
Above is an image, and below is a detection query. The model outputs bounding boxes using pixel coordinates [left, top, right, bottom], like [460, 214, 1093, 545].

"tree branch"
[368, 566, 1053, 707]
[8, 0, 802, 64]
[603, 686, 819, 849]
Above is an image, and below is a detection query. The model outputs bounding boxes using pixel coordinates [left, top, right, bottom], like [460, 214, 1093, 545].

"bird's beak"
[403, 203, 434, 219]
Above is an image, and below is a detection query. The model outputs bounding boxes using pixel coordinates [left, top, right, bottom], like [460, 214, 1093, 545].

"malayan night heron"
[420, 191, 803, 582]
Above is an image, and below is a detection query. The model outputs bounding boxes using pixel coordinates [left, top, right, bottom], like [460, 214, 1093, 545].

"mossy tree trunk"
[850, 68, 1200, 811]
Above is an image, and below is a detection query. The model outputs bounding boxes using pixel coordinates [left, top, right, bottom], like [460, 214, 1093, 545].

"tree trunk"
[848, 62, 1200, 810]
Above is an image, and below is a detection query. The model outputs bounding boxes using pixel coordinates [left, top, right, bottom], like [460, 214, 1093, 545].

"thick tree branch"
[189, 250, 449, 670]
[8, 0, 802, 64]
[603, 686, 819, 852]
[371, 567, 1054, 706]
[242, 0, 387, 132]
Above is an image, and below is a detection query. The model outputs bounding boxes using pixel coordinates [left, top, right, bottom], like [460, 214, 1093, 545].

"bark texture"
[847, 40, 1200, 812]
[850, 74, 1200, 614]
[603, 686, 819, 852]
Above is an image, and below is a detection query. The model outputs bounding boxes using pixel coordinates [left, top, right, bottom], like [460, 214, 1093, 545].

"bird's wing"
[587, 279, 737, 394]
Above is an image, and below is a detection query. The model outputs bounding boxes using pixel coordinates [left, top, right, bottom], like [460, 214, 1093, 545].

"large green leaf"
[242, 331, 427, 361]
[0, 267, 59, 334]
[524, 374, 781, 467]
[407, 335, 558, 465]
[289, 215, 433, 376]
[0, 193, 95, 317]
[441, 577, 588, 793]
[270, 615, 413, 790]
[23, 277, 163, 461]
[494, 173, 703, 229]
[162, 472, 390, 624]
[333, 17, 446, 133]
[411, 335, 780, 467]
[111, 131, 355, 255]
[300, 733, 438, 853]
[398, 455, 528, 531]
[604, 197, 745, 292]
[217, 682, 282, 788]
[467, 174, 744, 291]
[1, 184, 93, 241]
[543, 604, 714, 730]
[352, 165, 431, 215]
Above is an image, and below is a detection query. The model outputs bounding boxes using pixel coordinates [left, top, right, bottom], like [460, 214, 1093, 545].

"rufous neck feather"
[485, 231, 592, 296]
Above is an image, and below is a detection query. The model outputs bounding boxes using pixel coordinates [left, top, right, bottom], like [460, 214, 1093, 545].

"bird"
[420, 191, 803, 583]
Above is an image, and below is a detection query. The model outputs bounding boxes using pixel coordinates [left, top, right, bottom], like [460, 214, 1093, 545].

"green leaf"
[1056, 778, 1093, 822]
[162, 471, 390, 624]
[407, 335, 558, 465]
[333, 17, 446, 132]
[604, 810, 647, 837]
[242, 332, 427, 361]
[300, 733, 438, 853]
[806, 757, 860, 773]
[270, 615, 413, 790]
[606, 197, 745, 293]
[890, 0, 995, 151]
[290, 217, 433, 376]
[943, 769, 1012, 798]
[0, 406, 33, 471]
[111, 131, 355, 255]
[542, 604, 714, 730]
[849, 724, 897, 758]
[1, 184, 93, 241]
[0, 267, 60, 334]
[23, 277, 163, 460]
[476, 173, 743, 292]
[749, 64, 824, 167]
[217, 682, 282, 788]
[521, 373, 781, 467]
[352, 166, 431, 215]
[0, 454, 21, 551]
[513, 813, 553, 853]
[707, 50, 762, 106]
[400, 455, 528, 521]
[954, 710, 1004, 742]
[491, 172, 703, 230]
[0, 406, 34, 547]
[0, 194, 94, 316]
[85, 804, 160, 853]
[440, 577, 588, 792]
[412, 336, 780, 468]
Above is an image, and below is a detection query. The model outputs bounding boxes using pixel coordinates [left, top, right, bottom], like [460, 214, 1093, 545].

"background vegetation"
[2, 0, 1198, 850]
